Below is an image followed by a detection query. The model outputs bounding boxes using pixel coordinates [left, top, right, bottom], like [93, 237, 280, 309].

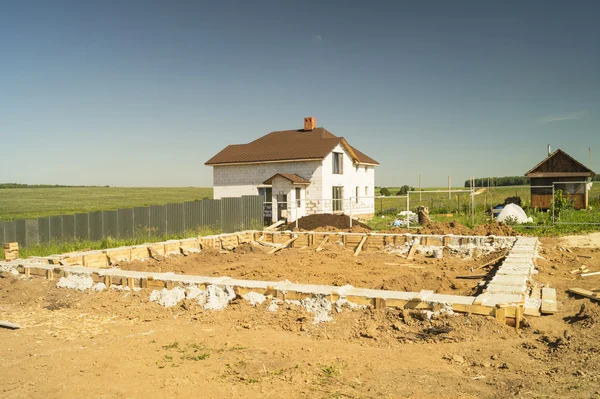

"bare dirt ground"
[2, 233, 600, 399]
[124, 243, 499, 296]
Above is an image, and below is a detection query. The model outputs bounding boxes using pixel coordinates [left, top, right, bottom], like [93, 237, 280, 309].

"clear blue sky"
[1, 0, 599, 188]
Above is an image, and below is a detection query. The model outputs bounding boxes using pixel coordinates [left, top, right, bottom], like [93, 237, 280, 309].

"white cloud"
[538, 110, 587, 124]
[312, 34, 323, 43]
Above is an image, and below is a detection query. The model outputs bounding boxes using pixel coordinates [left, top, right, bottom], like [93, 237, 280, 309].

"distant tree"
[464, 176, 530, 188]
[379, 187, 391, 196]
[396, 185, 411, 195]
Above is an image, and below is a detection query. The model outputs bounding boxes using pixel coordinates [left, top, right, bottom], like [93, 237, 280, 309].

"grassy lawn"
[0, 187, 213, 221]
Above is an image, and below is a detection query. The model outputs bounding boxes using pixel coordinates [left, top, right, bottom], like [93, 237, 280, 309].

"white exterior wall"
[212, 161, 322, 200]
[318, 144, 375, 216]
[269, 176, 307, 223]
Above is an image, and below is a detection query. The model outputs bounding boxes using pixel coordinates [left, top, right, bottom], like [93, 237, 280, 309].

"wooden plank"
[474, 255, 507, 270]
[354, 235, 368, 256]
[315, 235, 329, 252]
[0, 321, 20, 330]
[256, 239, 281, 248]
[581, 271, 600, 277]
[268, 236, 298, 254]
[568, 287, 600, 302]
[148, 247, 165, 261]
[455, 274, 487, 279]
[3, 242, 19, 251]
[406, 240, 419, 260]
[383, 263, 425, 269]
[541, 287, 558, 314]
[264, 220, 285, 231]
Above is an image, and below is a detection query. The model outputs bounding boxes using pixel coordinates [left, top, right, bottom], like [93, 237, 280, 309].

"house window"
[332, 186, 343, 211]
[355, 186, 359, 203]
[295, 187, 301, 207]
[332, 152, 343, 174]
[364, 166, 368, 172]
[258, 187, 272, 202]
[355, 164, 359, 172]
[364, 186, 368, 196]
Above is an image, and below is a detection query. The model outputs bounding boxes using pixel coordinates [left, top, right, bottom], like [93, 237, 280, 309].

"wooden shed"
[525, 149, 595, 210]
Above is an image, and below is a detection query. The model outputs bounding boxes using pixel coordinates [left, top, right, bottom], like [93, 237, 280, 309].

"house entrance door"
[258, 187, 272, 226]
[277, 193, 288, 221]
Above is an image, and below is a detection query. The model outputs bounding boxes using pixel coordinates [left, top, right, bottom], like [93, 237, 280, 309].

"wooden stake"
[268, 235, 298, 254]
[148, 247, 164, 261]
[495, 306, 506, 325]
[315, 235, 329, 252]
[515, 305, 523, 330]
[406, 240, 419, 261]
[354, 235, 368, 256]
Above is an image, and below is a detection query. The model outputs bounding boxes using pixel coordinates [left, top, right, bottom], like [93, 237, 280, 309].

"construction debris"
[3, 242, 19, 261]
[56, 274, 94, 291]
[0, 321, 20, 330]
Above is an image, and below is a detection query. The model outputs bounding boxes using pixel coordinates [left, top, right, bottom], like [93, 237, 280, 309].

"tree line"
[464, 175, 600, 187]
[0, 183, 109, 189]
[463, 176, 529, 187]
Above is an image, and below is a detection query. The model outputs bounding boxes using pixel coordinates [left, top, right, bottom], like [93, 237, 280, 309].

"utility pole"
[448, 176, 451, 199]
[419, 174, 422, 202]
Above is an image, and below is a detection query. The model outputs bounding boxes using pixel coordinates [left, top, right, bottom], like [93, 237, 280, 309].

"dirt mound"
[416, 221, 516, 236]
[287, 214, 371, 232]
[566, 303, 600, 329]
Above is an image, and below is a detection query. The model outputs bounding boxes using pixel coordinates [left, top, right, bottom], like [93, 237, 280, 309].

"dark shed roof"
[525, 149, 595, 178]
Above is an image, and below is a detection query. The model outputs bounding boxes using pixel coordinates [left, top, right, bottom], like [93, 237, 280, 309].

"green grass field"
[375, 185, 600, 214]
[0, 187, 213, 221]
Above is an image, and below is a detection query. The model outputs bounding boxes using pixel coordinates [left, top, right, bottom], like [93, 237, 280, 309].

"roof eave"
[527, 172, 595, 178]
[205, 158, 325, 166]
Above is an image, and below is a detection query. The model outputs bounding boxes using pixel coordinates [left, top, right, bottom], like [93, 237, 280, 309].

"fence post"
[552, 184, 555, 225]
[407, 193, 410, 228]
[350, 197, 353, 228]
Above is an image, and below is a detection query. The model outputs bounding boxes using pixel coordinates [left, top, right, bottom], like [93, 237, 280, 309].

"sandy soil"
[2, 234, 600, 398]
[558, 232, 600, 248]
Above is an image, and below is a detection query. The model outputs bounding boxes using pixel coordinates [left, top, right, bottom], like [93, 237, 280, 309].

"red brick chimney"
[304, 117, 316, 131]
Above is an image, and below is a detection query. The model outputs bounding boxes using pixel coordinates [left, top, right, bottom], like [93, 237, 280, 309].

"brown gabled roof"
[205, 127, 379, 166]
[263, 173, 311, 185]
[525, 149, 595, 178]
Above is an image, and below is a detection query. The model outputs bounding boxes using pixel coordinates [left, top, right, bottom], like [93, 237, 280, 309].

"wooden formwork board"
[130, 246, 150, 259]
[83, 253, 108, 268]
[179, 239, 200, 252]
[164, 241, 181, 254]
[105, 248, 132, 262]
[148, 243, 166, 256]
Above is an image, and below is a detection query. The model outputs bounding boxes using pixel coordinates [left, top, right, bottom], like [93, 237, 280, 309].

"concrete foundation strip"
[0, 232, 544, 325]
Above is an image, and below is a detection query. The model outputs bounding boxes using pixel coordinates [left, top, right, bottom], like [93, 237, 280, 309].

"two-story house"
[205, 117, 379, 223]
